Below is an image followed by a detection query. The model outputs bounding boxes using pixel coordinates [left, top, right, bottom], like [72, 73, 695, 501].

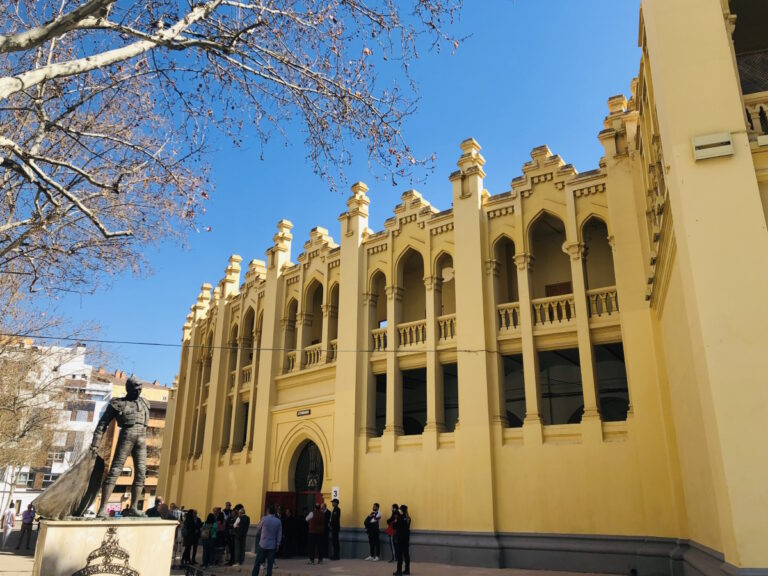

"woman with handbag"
[385, 504, 399, 563]
[201, 512, 218, 568]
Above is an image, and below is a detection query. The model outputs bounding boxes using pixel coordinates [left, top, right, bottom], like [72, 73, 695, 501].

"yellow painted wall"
[157, 2, 768, 570]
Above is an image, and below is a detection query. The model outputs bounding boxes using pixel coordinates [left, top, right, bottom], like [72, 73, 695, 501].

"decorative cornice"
[367, 243, 388, 255]
[430, 222, 454, 236]
[573, 182, 606, 197]
[487, 206, 514, 219]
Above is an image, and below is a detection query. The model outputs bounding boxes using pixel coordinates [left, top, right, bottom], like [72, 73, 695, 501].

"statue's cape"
[32, 450, 105, 519]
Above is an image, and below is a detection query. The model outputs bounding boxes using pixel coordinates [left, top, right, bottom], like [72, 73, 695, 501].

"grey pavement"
[171, 554, 614, 576]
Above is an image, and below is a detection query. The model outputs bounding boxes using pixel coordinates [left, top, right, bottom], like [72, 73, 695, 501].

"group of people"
[249, 498, 341, 576]
[178, 501, 251, 568]
[1, 503, 37, 551]
[250, 499, 411, 576]
[364, 502, 412, 576]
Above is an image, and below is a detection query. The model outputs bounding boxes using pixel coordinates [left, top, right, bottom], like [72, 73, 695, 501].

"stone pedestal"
[33, 519, 178, 576]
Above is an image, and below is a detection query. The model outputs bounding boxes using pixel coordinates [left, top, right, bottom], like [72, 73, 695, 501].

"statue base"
[33, 518, 179, 576]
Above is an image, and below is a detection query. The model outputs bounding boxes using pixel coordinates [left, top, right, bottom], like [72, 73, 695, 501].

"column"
[320, 303, 332, 363]
[514, 253, 542, 440]
[564, 241, 600, 422]
[424, 275, 444, 445]
[361, 292, 378, 436]
[294, 312, 309, 370]
[384, 285, 403, 440]
[485, 258, 508, 427]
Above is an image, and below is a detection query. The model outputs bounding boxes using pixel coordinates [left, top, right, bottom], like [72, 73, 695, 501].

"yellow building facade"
[159, 1, 768, 574]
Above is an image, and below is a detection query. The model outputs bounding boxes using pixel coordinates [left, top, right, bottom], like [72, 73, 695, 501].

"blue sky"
[58, 0, 641, 385]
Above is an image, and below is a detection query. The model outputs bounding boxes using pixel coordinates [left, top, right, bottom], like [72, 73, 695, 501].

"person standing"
[181, 509, 198, 565]
[226, 504, 242, 565]
[145, 496, 163, 517]
[329, 498, 341, 560]
[363, 502, 381, 561]
[200, 513, 218, 568]
[251, 504, 282, 576]
[15, 504, 34, 550]
[394, 504, 411, 576]
[385, 503, 399, 563]
[320, 502, 330, 561]
[234, 507, 250, 566]
[1, 503, 14, 548]
[282, 508, 296, 557]
[305, 502, 324, 564]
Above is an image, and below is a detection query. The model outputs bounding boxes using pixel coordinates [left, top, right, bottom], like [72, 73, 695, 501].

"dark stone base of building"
[336, 529, 768, 576]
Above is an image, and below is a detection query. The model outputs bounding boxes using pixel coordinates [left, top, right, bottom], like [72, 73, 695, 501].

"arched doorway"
[265, 439, 325, 555]
[294, 440, 324, 492]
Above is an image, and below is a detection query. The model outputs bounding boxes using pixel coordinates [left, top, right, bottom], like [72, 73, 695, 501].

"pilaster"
[334, 182, 370, 524]
[250, 220, 293, 515]
[449, 138, 498, 534]
[384, 285, 404, 446]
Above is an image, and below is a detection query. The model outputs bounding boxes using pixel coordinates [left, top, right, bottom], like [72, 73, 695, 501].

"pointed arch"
[396, 247, 426, 323]
[273, 420, 332, 492]
[581, 216, 616, 290]
[528, 210, 571, 299]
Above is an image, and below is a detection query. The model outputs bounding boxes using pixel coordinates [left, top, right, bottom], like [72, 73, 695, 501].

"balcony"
[531, 294, 576, 329]
[229, 370, 237, 390]
[241, 365, 252, 384]
[397, 319, 427, 350]
[328, 339, 338, 362]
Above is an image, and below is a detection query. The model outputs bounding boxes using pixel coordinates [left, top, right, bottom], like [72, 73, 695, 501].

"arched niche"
[581, 216, 615, 289]
[396, 248, 425, 323]
[529, 211, 571, 298]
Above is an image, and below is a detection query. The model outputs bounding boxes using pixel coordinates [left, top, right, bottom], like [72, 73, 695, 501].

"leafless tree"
[0, 0, 461, 295]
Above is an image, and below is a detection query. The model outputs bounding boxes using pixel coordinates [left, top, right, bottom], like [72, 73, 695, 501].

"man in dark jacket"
[234, 507, 250, 566]
[320, 502, 331, 561]
[329, 498, 341, 560]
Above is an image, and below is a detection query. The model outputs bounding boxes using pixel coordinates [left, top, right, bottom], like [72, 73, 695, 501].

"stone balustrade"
[371, 328, 387, 352]
[329, 339, 338, 362]
[532, 294, 576, 327]
[586, 286, 619, 318]
[398, 319, 427, 349]
[241, 365, 252, 384]
[229, 370, 237, 389]
[497, 302, 521, 333]
[437, 314, 457, 343]
[304, 343, 323, 368]
[285, 351, 297, 373]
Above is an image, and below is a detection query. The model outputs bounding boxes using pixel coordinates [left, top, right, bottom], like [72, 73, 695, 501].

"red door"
[264, 491, 297, 516]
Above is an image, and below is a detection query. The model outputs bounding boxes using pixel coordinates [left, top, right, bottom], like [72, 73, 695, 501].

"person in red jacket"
[305, 503, 324, 565]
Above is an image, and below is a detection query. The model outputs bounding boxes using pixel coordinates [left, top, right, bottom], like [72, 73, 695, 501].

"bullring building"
[158, 2, 768, 575]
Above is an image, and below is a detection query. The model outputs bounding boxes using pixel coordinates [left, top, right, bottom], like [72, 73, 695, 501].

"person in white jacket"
[2, 503, 15, 548]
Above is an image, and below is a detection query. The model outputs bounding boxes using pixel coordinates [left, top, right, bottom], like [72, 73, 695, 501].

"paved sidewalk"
[0, 547, 35, 576]
[172, 556, 612, 576]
